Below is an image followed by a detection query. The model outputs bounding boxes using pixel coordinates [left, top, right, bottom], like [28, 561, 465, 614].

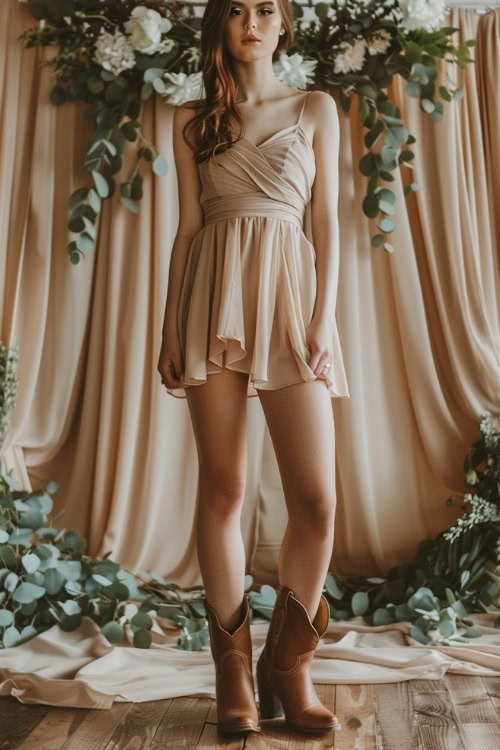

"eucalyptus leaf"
[152, 154, 168, 177]
[92, 171, 109, 198]
[88, 188, 101, 213]
[352, 591, 369, 616]
[76, 234, 94, 254]
[45, 568, 65, 595]
[101, 621, 124, 643]
[69, 187, 89, 210]
[378, 218, 395, 233]
[12, 581, 46, 604]
[3, 626, 22, 648]
[4, 572, 19, 592]
[19, 508, 44, 530]
[0, 609, 14, 627]
[131, 611, 154, 630]
[56, 560, 81, 581]
[22, 554, 41, 574]
[59, 599, 81, 616]
[372, 607, 394, 626]
[133, 628, 152, 648]
[121, 196, 140, 213]
[410, 624, 430, 644]
[59, 613, 82, 631]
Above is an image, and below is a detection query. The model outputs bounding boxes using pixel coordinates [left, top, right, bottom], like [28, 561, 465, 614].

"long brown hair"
[183, 0, 296, 164]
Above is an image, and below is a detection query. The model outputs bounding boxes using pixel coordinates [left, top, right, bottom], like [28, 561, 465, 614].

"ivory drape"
[1, 1, 499, 708]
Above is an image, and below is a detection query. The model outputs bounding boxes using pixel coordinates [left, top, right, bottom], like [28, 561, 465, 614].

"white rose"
[124, 6, 172, 55]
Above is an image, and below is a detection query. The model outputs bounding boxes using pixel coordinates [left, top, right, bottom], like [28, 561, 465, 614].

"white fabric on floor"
[1, 613, 499, 708]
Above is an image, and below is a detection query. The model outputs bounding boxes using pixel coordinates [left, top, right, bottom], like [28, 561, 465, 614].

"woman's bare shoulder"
[178, 97, 207, 110]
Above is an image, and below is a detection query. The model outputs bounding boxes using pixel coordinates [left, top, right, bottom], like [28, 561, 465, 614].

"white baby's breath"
[93, 28, 136, 76]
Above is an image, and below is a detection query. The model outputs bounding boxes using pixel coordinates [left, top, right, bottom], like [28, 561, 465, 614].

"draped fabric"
[0, 1, 499, 706]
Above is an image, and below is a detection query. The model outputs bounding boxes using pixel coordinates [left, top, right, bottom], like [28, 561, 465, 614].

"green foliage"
[296, 1, 475, 251]
[16, 1, 477, 260]
[323, 411, 500, 644]
[0, 466, 213, 650]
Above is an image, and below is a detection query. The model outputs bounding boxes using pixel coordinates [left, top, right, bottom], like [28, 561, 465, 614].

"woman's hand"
[157, 334, 183, 391]
[305, 318, 334, 379]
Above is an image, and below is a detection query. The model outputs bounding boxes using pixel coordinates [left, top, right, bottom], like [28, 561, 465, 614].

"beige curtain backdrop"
[1, 1, 500, 708]
[1, 0, 499, 582]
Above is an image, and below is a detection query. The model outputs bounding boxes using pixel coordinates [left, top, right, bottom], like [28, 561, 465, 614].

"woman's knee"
[198, 465, 246, 517]
[288, 490, 336, 534]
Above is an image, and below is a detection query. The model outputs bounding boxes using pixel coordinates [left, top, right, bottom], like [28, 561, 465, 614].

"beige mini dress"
[167, 91, 350, 400]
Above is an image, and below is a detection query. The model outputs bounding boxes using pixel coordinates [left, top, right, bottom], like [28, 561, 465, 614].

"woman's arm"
[309, 91, 341, 328]
[161, 101, 205, 341]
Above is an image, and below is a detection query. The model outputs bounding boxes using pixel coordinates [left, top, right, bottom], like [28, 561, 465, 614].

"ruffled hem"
[166, 216, 350, 400]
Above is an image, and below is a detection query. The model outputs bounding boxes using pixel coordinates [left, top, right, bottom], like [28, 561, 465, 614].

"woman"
[157, 0, 349, 735]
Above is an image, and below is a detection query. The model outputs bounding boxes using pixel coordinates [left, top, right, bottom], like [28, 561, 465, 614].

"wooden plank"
[150, 697, 212, 749]
[196, 721, 246, 748]
[245, 685, 338, 748]
[246, 717, 335, 748]
[0, 697, 51, 750]
[372, 682, 417, 750]
[102, 701, 173, 750]
[57, 702, 133, 750]
[16, 708, 89, 750]
[459, 723, 500, 750]
[409, 679, 465, 750]
[445, 674, 500, 750]
[326, 684, 376, 749]
[245, 718, 287, 748]
[445, 675, 499, 723]
[483, 677, 500, 719]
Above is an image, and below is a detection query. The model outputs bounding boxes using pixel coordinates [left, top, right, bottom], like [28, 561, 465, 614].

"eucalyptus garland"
[17, 0, 476, 262]
[0, 339, 498, 649]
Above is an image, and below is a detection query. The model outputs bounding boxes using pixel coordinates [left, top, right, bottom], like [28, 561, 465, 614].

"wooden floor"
[1, 675, 500, 749]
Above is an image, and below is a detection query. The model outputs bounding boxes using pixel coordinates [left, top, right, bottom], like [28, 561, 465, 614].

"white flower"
[93, 28, 136, 76]
[163, 71, 205, 105]
[397, 0, 446, 32]
[124, 6, 172, 55]
[157, 37, 176, 55]
[334, 38, 367, 74]
[366, 29, 392, 56]
[272, 53, 317, 89]
[466, 469, 479, 485]
[186, 46, 202, 66]
[479, 411, 500, 449]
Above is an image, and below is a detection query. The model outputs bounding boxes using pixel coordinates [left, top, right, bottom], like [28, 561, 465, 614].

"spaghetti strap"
[297, 90, 311, 127]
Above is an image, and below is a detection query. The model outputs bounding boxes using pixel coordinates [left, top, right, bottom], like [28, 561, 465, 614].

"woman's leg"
[256, 379, 336, 622]
[185, 366, 250, 633]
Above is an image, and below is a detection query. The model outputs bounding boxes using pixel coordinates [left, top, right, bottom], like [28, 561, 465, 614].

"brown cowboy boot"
[256, 585, 341, 733]
[204, 592, 261, 733]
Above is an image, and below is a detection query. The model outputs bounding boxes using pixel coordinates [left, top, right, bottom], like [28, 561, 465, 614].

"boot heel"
[257, 672, 284, 719]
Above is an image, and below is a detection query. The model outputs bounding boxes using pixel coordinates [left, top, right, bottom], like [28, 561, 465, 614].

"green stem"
[74, 12, 117, 29]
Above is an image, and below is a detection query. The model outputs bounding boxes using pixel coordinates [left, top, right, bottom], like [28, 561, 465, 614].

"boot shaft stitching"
[270, 649, 315, 675]
[217, 649, 253, 678]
